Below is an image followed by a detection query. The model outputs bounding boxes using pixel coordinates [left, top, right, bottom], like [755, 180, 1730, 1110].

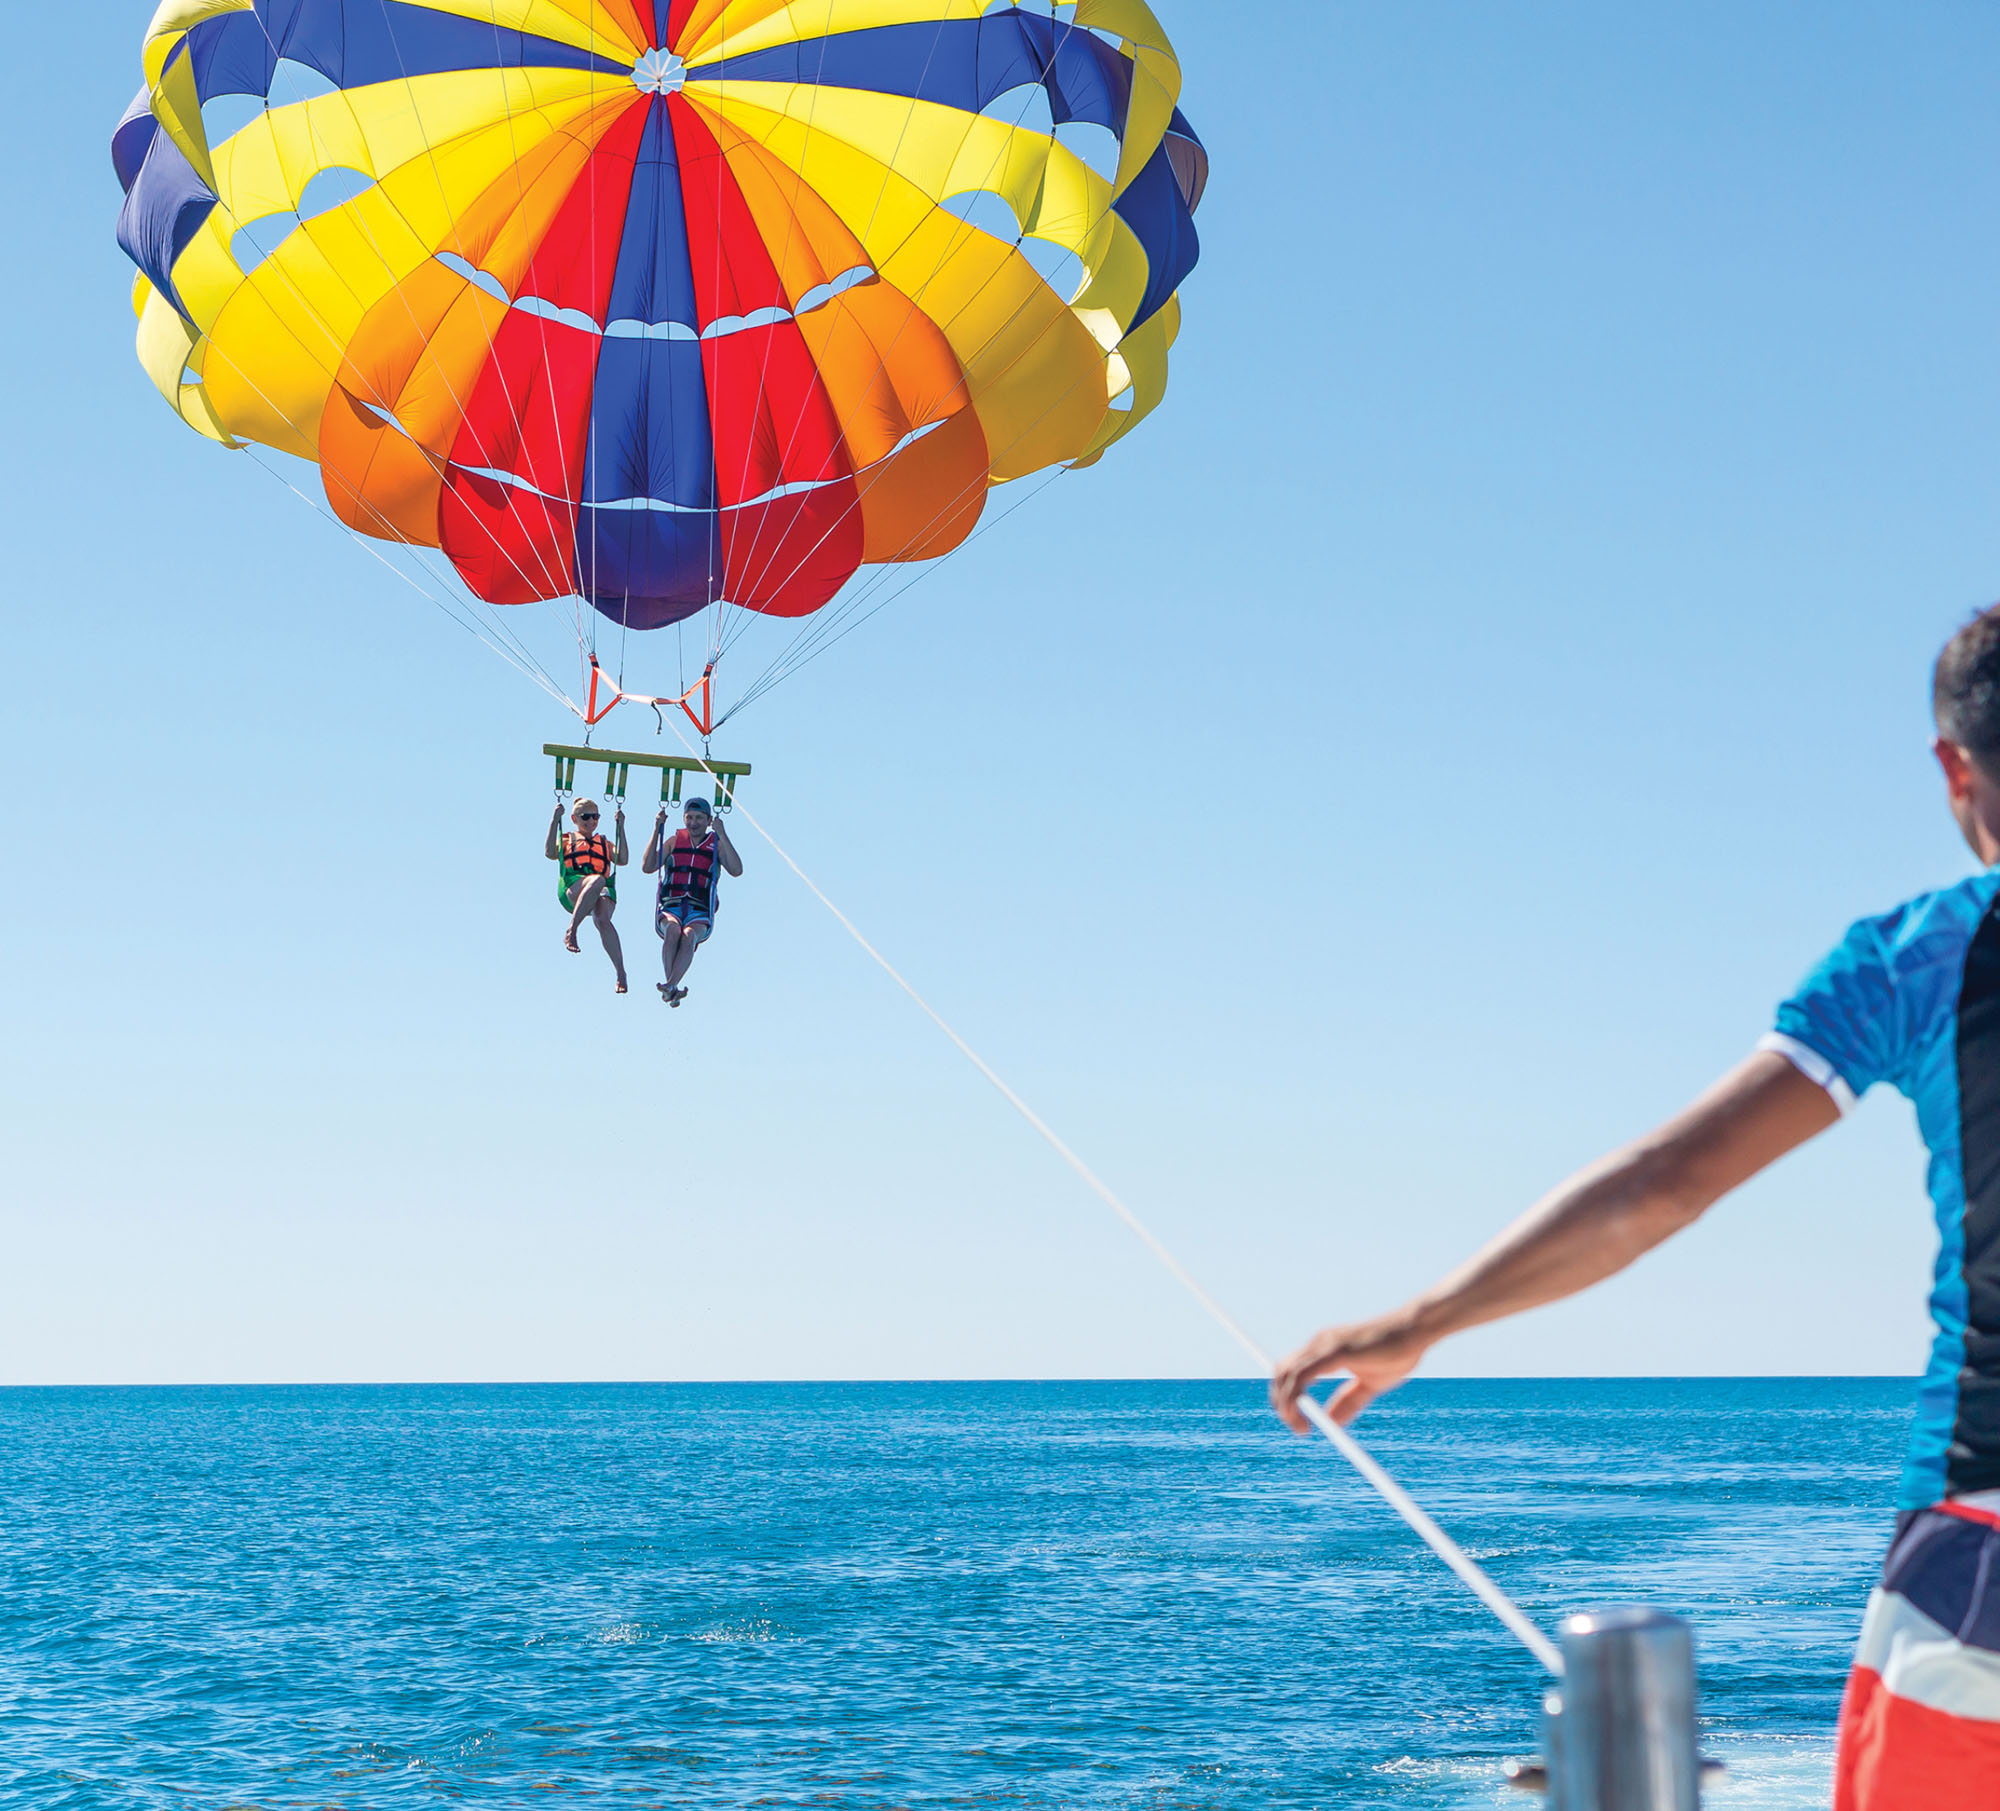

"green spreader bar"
[546, 744, 751, 810]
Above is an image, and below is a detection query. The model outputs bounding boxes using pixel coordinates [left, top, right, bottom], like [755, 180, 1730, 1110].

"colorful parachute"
[112, 0, 1207, 636]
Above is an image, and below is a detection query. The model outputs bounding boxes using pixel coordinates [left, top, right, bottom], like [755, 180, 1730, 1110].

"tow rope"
[661, 722, 1565, 1678]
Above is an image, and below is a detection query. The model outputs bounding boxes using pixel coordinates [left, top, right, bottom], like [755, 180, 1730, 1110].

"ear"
[1937, 737, 1980, 802]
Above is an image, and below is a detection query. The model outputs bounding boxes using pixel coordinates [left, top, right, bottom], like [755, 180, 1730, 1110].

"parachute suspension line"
[715, 264, 1133, 725]
[713, 2, 854, 643]
[699, 77, 734, 687]
[358, 0, 597, 641]
[717, 445, 1038, 724]
[720, 215, 1147, 703]
[241, 448, 573, 710]
[720, 306, 1109, 700]
[727, 285, 1096, 655]
[207, 310, 565, 692]
[184, 261, 565, 691]
[718, 460, 1074, 728]
[236, 8, 592, 679]
[246, 13, 591, 642]
[716, 43, 1060, 638]
[693, 0, 947, 664]
[180, 249, 565, 680]
[207, 27, 567, 672]
[232, 367, 567, 708]
[714, 261, 1126, 717]
[603, 44, 1145, 734]
[702, 5, 1037, 670]
[584, 0, 603, 686]
[711, 48, 1140, 717]
[656, 719, 1565, 1680]
[437, 10, 608, 648]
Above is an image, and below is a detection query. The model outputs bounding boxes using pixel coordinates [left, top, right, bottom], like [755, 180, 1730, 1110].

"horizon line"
[0, 1372, 1921, 1391]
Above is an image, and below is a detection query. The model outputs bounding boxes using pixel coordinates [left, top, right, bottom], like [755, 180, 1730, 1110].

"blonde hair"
[570, 798, 603, 818]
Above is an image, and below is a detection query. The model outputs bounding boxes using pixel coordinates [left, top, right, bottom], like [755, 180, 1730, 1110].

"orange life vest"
[562, 831, 614, 878]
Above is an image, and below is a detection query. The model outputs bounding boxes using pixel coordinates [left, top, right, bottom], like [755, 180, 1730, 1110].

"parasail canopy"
[114, 0, 1207, 647]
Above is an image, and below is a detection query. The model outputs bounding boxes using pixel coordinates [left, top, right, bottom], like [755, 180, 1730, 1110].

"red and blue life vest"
[660, 828, 719, 911]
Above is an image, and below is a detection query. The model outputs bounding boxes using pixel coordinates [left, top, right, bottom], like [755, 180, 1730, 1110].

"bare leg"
[666, 924, 706, 989]
[565, 873, 608, 951]
[593, 896, 626, 992]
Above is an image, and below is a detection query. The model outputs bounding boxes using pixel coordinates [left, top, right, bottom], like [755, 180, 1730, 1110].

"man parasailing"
[643, 798, 742, 1008]
[1273, 604, 2000, 1811]
[547, 797, 629, 994]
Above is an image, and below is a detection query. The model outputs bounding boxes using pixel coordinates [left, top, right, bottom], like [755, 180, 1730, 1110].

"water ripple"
[0, 1379, 1885, 1807]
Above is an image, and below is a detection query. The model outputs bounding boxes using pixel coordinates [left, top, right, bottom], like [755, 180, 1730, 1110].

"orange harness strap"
[581, 656, 716, 737]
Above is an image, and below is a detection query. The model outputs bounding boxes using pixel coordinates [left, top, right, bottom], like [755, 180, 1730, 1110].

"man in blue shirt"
[1272, 606, 2000, 1810]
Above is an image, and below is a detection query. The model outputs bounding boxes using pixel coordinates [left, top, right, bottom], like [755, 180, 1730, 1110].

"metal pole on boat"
[1506, 1607, 1720, 1807]
[1554, 1607, 1701, 1810]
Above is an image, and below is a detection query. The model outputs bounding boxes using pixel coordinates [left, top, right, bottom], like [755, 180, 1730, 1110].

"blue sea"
[0, 1379, 1904, 1808]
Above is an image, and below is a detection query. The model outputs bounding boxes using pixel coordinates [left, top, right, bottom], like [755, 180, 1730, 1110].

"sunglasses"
[576, 811, 600, 821]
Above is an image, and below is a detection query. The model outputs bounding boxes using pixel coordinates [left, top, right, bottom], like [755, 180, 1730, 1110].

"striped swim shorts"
[1835, 1498, 2000, 1810]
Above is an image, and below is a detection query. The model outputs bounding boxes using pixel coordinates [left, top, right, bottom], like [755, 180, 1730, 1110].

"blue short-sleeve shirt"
[1763, 867, 2000, 1508]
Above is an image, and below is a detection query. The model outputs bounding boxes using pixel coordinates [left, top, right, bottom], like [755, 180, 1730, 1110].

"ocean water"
[0, 1378, 1904, 1809]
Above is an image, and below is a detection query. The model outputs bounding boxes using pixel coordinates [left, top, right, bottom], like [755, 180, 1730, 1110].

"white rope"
[661, 728, 1565, 1678]
[1290, 1393, 1565, 1675]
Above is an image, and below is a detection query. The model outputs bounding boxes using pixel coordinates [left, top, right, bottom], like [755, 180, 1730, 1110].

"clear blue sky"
[5, 3, 1997, 1385]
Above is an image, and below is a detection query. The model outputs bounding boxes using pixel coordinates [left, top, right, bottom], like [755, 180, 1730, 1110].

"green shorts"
[560, 870, 616, 913]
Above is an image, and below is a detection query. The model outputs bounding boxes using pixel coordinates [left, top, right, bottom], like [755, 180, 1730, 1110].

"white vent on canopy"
[631, 48, 685, 94]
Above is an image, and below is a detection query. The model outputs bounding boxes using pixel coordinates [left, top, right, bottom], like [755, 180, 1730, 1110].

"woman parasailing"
[547, 797, 630, 994]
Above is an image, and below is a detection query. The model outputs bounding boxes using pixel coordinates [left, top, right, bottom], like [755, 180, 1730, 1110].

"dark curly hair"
[1934, 604, 2000, 775]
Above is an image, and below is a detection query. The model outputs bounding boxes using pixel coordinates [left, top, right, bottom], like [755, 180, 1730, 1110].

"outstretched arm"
[545, 804, 564, 861]
[614, 807, 630, 866]
[715, 817, 743, 877]
[641, 811, 666, 875]
[1270, 1049, 1841, 1431]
